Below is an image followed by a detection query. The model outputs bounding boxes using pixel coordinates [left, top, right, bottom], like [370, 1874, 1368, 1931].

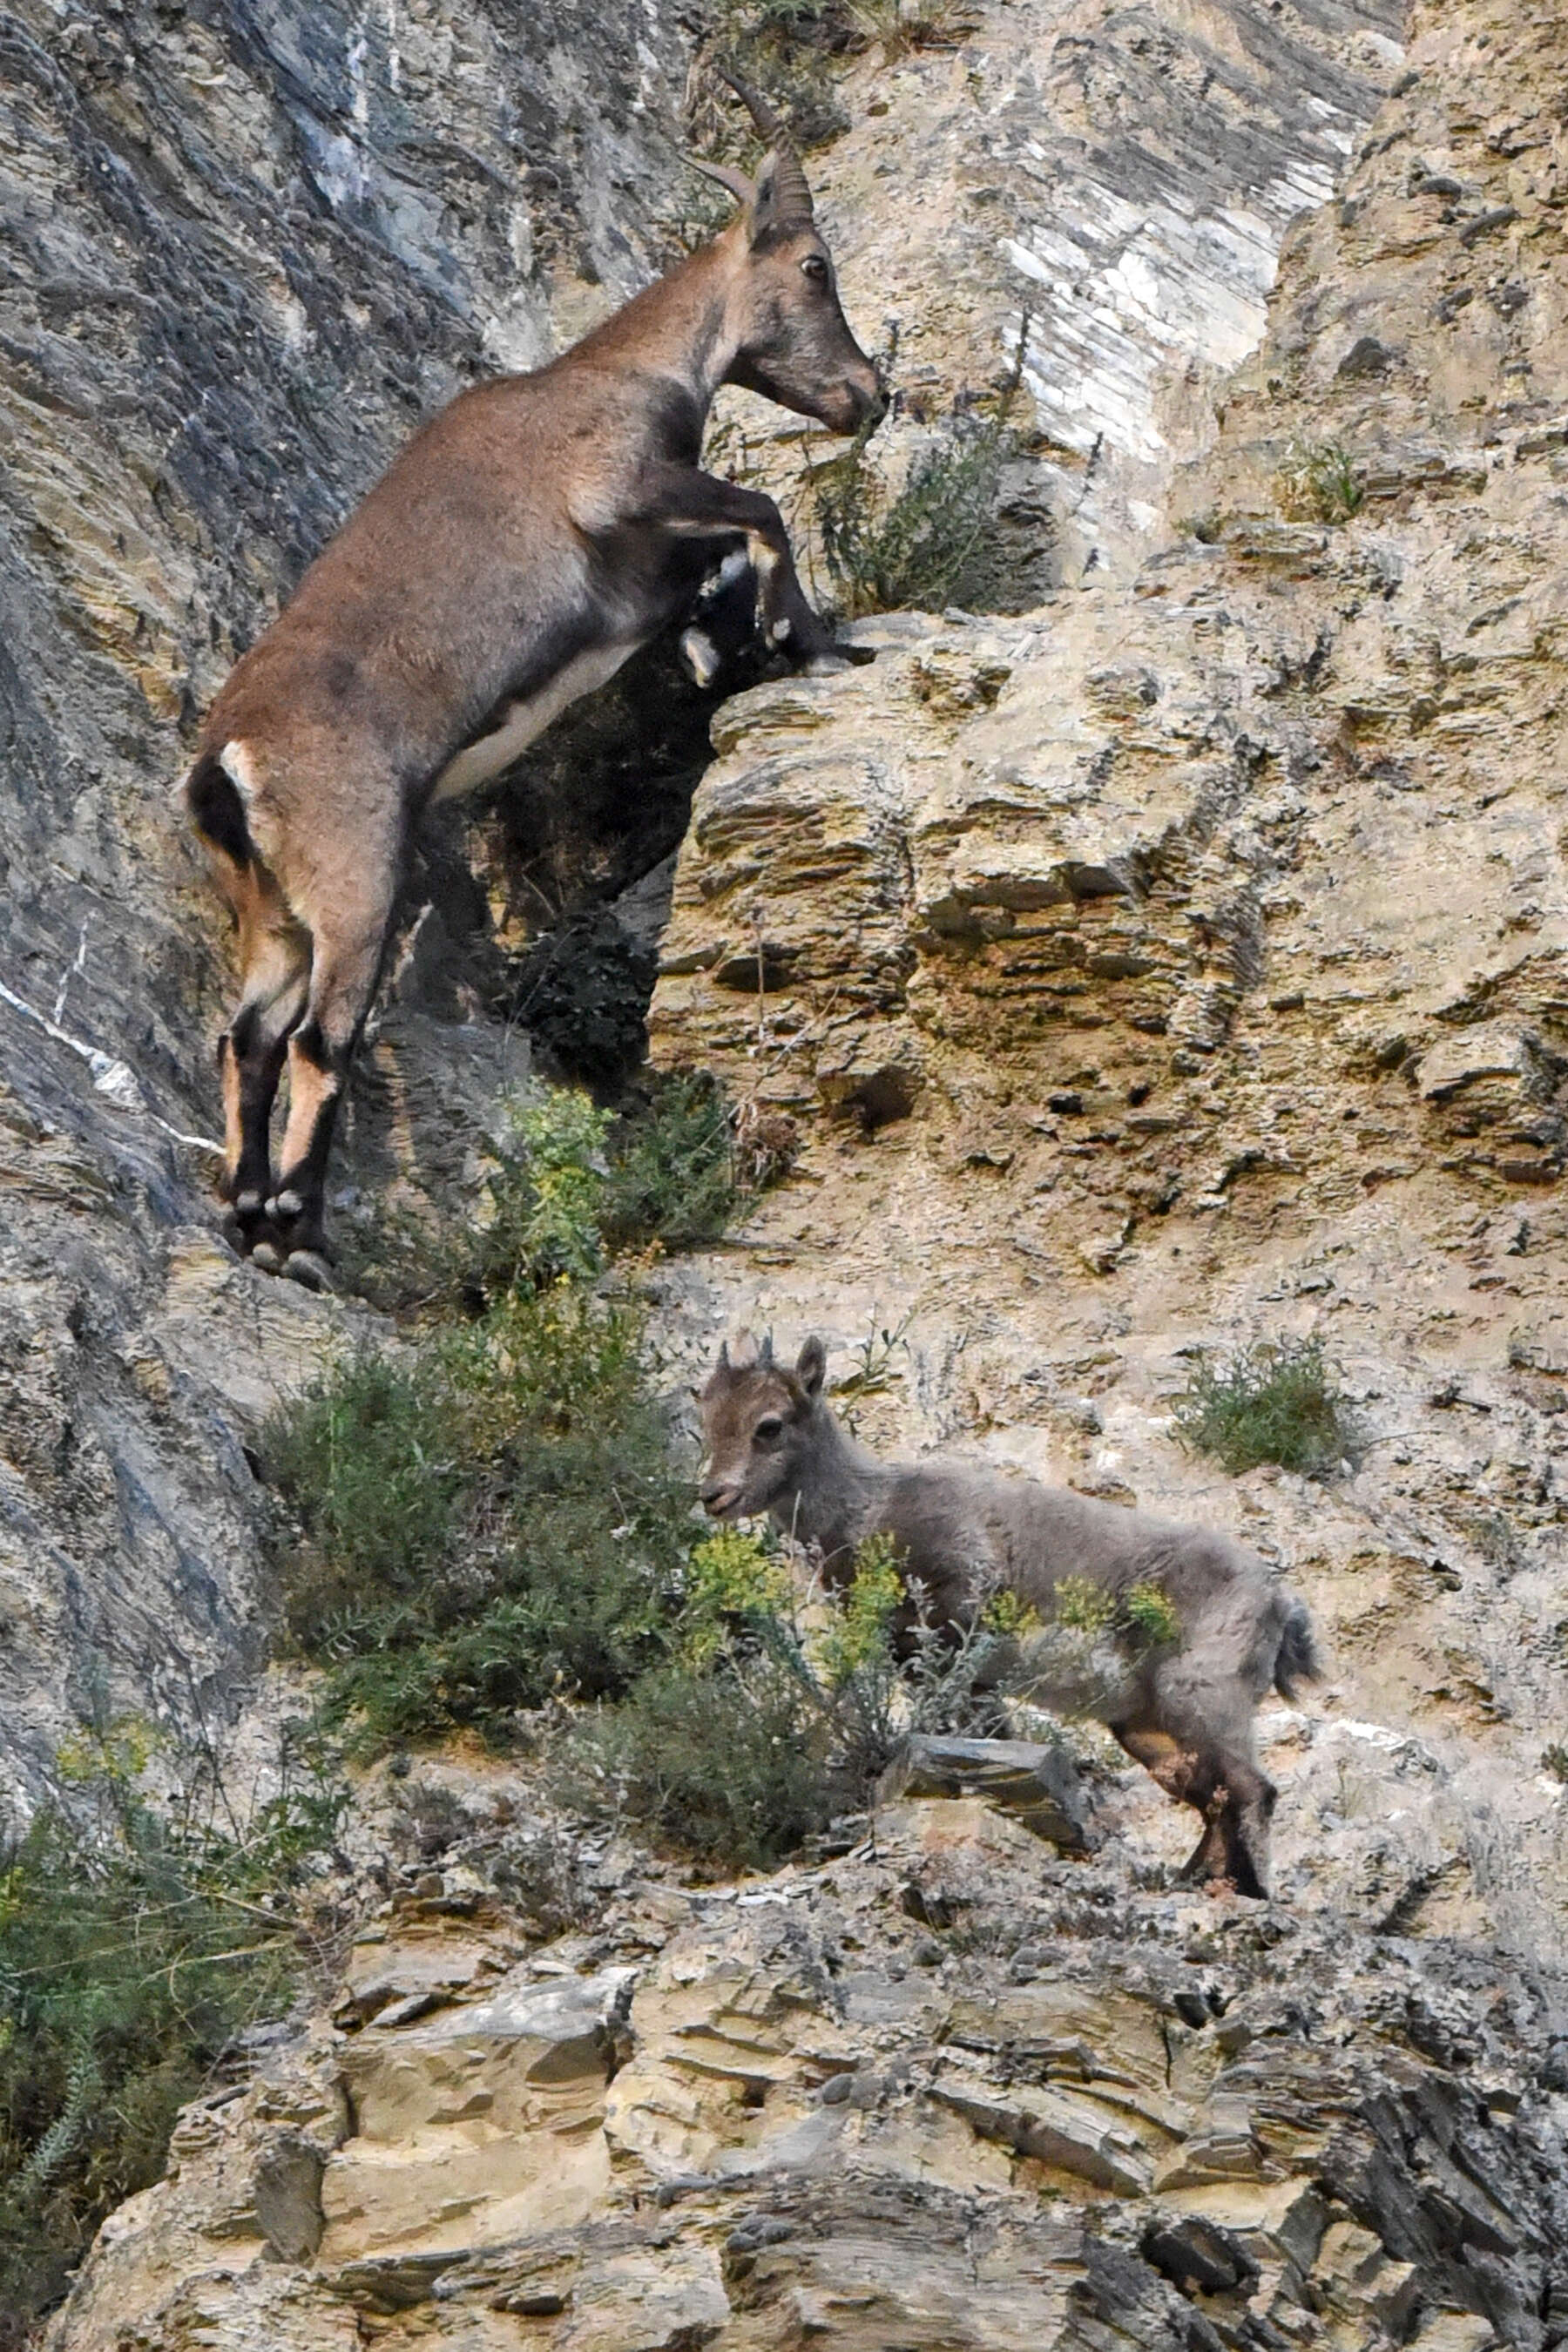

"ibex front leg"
[629, 464, 845, 666]
[258, 828, 400, 1288]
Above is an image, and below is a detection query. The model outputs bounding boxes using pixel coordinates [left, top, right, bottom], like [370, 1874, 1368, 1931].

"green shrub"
[567, 1529, 1015, 1869]
[813, 400, 1034, 618]
[1172, 1337, 1355, 1477]
[454, 1079, 750, 1308]
[567, 1659, 831, 1873]
[1275, 439, 1362, 524]
[468, 1091, 612, 1302]
[601, 1072, 739, 1253]
[0, 1727, 337, 2335]
[276, 1281, 691, 1747]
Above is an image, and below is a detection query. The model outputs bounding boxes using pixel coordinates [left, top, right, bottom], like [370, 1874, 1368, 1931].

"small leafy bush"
[567, 1530, 1017, 1870]
[813, 400, 1035, 618]
[1275, 439, 1362, 525]
[568, 1659, 831, 1872]
[1173, 1337, 1356, 1477]
[469, 1091, 614, 1301]
[461, 1079, 758, 1307]
[601, 1072, 740, 1253]
[276, 1281, 691, 1747]
[0, 1726, 339, 2336]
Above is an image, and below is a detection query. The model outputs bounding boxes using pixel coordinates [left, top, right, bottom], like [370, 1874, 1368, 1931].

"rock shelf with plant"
[270, 1085, 1027, 1866]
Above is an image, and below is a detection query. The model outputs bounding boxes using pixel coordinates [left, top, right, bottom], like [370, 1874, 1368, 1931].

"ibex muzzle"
[180, 84, 882, 1285]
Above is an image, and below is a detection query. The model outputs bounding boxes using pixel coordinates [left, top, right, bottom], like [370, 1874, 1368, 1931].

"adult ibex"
[700, 1334, 1322, 1899]
[180, 85, 882, 1285]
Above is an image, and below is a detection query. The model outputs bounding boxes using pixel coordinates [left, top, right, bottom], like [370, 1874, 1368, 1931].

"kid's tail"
[1274, 1596, 1324, 1698]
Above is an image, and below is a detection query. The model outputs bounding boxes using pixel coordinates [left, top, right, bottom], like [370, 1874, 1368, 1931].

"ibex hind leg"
[262, 862, 398, 1289]
[1118, 1691, 1276, 1900]
[220, 905, 309, 1256]
[187, 756, 310, 1259]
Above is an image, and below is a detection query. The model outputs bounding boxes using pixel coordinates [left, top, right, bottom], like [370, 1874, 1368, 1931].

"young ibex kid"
[700, 1333, 1322, 1898]
[180, 84, 882, 1286]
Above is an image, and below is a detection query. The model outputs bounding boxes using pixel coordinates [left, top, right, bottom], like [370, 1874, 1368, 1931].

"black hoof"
[283, 1249, 334, 1293]
[221, 1186, 273, 1259]
[250, 1240, 285, 1275]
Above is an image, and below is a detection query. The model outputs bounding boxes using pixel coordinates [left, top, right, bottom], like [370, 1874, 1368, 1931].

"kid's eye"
[801, 254, 829, 285]
[754, 1416, 785, 1443]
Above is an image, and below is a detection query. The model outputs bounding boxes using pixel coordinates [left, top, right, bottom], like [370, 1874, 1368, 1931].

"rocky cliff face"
[651, 0, 1568, 1970]
[46, 1772, 1568, 2350]
[0, 0, 692, 1791]
[9, 0, 1568, 2343]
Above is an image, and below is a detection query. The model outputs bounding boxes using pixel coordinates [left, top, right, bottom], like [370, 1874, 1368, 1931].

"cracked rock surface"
[48, 1784, 1568, 2349]
[9, 0, 1568, 2342]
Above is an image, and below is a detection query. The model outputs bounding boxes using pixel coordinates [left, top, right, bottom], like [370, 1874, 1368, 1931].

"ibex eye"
[801, 254, 828, 284]
[754, 1416, 785, 1443]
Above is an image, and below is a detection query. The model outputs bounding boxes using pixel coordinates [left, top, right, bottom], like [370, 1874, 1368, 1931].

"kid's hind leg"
[216, 864, 310, 1258]
[260, 866, 397, 1288]
[1146, 1657, 1278, 1898]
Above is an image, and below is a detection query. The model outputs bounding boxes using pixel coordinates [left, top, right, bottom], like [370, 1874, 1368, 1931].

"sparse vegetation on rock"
[811, 372, 1037, 618]
[1274, 436, 1363, 524]
[0, 1722, 343, 2339]
[1173, 1337, 1356, 1478]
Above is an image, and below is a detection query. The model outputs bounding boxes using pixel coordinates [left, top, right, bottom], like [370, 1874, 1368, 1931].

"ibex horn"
[687, 155, 754, 206]
[718, 66, 814, 226]
[718, 65, 783, 142]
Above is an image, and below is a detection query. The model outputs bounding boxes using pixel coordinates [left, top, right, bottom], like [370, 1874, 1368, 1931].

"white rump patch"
[430, 644, 634, 802]
[219, 739, 261, 801]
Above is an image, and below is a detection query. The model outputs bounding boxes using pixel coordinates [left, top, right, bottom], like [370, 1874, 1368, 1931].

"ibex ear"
[795, 1335, 827, 1398]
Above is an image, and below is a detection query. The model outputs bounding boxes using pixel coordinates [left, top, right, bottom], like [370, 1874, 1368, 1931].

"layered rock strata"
[50, 1781, 1568, 2350]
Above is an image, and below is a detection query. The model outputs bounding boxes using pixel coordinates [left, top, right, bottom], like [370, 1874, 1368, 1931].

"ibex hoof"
[250, 1240, 285, 1275]
[679, 626, 720, 688]
[234, 1188, 265, 1218]
[283, 1248, 334, 1294]
[268, 1188, 305, 1221]
[770, 617, 793, 644]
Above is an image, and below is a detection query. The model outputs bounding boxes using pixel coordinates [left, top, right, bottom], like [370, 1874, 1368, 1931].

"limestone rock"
[49, 1802, 1568, 2349]
[877, 1734, 1094, 1851]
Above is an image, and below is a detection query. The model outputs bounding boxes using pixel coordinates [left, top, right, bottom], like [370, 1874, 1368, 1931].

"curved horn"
[718, 65, 783, 142]
[687, 154, 754, 206]
[719, 66, 814, 225]
[765, 146, 814, 226]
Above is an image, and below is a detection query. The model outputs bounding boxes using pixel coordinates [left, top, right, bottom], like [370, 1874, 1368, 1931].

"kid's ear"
[796, 1335, 827, 1398]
